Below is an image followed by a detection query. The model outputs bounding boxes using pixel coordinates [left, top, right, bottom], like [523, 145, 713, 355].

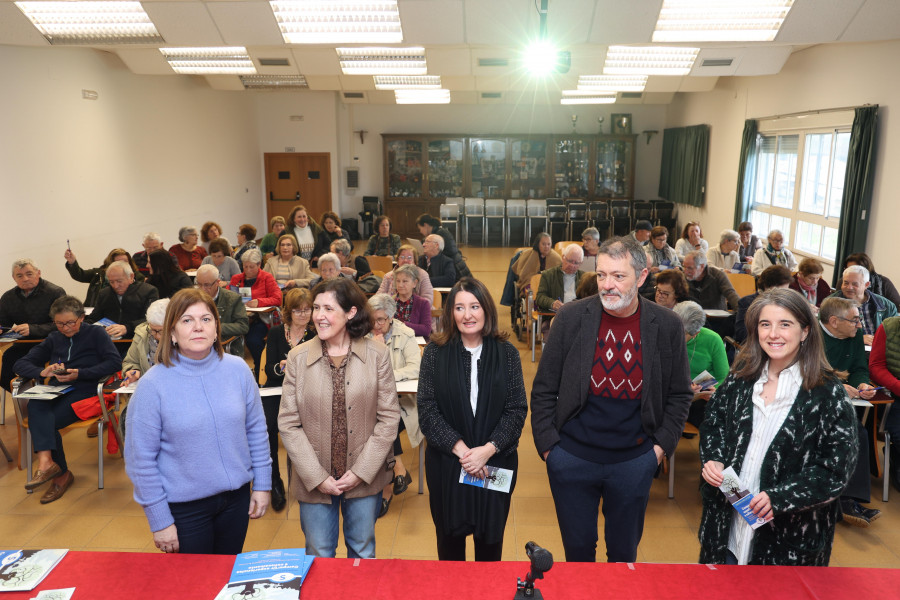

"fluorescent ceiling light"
[337, 47, 426, 75]
[374, 75, 441, 90]
[270, 0, 402, 44]
[577, 75, 647, 93]
[161, 47, 256, 75]
[653, 0, 794, 42]
[15, 1, 162, 45]
[603, 45, 699, 76]
[561, 91, 616, 105]
[394, 89, 450, 104]
[240, 75, 309, 90]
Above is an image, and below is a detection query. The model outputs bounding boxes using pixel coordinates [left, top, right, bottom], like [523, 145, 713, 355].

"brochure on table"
[0, 549, 68, 592]
[15, 385, 73, 400]
[213, 548, 314, 600]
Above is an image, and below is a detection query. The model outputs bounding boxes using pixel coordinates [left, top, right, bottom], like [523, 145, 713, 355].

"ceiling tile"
[441, 75, 476, 91]
[475, 75, 510, 91]
[367, 90, 396, 104]
[775, 0, 865, 44]
[115, 48, 174, 75]
[206, 1, 283, 46]
[841, 0, 900, 43]
[248, 48, 299, 75]
[0, 3, 50, 46]
[642, 76, 683, 93]
[398, 0, 465, 45]
[143, 2, 223, 47]
[204, 75, 245, 91]
[305, 75, 342, 90]
[339, 75, 376, 90]
[731, 47, 791, 76]
[451, 90, 478, 104]
[426, 47, 472, 76]
[587, 0, 660, 45]
[464, 0, 537, 46]
[291, 48, 342, 76]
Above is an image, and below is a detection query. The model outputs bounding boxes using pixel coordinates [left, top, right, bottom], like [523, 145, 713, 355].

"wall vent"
[258, 58, 291, 67]
[344, 92, 365, 99]
[481, 92, 502, 99]
[621, 92, 642, 99]
[478, 58, 509, 67]
[701, 58, 734, 67]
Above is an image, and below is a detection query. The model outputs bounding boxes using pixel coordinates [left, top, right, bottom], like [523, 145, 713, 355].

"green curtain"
[832, 105, 879, 287]
[733, 119, 758, 228]
[658, 124, 710, 207]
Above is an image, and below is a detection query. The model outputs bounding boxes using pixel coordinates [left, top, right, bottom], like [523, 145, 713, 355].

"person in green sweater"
[673, 301, 729, 428]
[818, 296, 881, 527]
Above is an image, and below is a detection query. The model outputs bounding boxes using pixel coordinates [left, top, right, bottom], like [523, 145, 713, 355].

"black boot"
[271, 476, 286, 512]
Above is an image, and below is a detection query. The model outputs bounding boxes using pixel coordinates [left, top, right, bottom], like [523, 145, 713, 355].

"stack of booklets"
[213, 549, 314, 600]
[14, 385, 73, 400]
[0, 549, 68, 592]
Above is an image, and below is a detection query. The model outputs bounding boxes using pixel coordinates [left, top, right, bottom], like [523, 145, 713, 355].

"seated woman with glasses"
[654, 270, 690, 309]
[367, 293, 423, 518]
[751, 230, 798, 276]
[377, 245, 434, 305]
[262, 288, 317, 513]
[14, 295, 122, 504]
[122, 299, 170, 385]
[392, 264, 432, 338]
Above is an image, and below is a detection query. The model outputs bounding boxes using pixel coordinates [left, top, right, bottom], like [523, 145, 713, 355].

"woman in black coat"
[312, 211, 351, 265]
[146, 249, 192, 299]
[417, 277, 526, 561]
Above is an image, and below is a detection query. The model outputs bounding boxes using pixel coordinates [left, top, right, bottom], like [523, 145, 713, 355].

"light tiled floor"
[2, 244, 900, 565]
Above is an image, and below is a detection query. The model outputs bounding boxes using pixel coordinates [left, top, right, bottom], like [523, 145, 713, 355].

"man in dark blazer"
[85, 262, 159, 342]
[196, 264, 250, 357]
[531, 236, 693, 563]
[419, 234, 457, 287]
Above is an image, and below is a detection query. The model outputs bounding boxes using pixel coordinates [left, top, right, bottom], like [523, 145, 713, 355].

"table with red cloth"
[4, 551, 899, 599]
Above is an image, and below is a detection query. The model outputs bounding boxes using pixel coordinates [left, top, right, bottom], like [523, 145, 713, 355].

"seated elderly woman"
[392, 264, 432, 338]
[790, 257, 832, 309]
[706, 230, 742, 272]
[365, 216, 402, 257]
[645, 226, 681, 273]
[673, 300, 729, 428]
[147, 249, 193, 299]
[169, 226, 207, 271]
[122, 298, 170, 385]
[308, 252, 343, 288]
[263, 234, 314, 289]
[200, 221, 230, 252]
[751, 229, 798, 275]
[654, 269, 690, 309]
[233, 224, 259, 269]
[229, 248, 282, 379]
[312, 211, 351, 265]
[200, 238, 241, 286]
[377, 244, 434, 305]
[14, 295, 122, 503]
[330, 238, 373, 281]
[367, 293, 423, 518]
[63, 246, 145, 307]
[258, 215, 287, 259]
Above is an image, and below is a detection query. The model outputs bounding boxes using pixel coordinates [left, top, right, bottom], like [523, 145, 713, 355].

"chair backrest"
[654, 200, 675, 220]
[725, 272, 757, 298]
[633, 200, 654, 220]
[367, 254, 394, 275]
[547, 205, 568, 221]
[485, 199, 506, 216]
[440, 203, 460, 219]
[588, 201, 609, 220]
[610, 199, 630, 218]
[406, 237, 425, 256]
[546, 198, 565, 208]
[506, 199, 527, 217]
[554, 240, 583, 255]
[526, 199, 547, 216]
[464, 197, 485, 216]
[568, 202, 587, 220]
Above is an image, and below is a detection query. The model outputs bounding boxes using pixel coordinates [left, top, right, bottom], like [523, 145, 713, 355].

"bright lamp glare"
[524, 40, 558, 77]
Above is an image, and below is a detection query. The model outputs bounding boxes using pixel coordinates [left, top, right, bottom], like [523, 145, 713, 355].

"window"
[749, 128, 850, 263]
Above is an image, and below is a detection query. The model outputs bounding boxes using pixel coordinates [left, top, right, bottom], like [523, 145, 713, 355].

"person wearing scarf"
[417, 277, 527, 561]
[790, 258, 832, 309]
[751, 229, 798, 276]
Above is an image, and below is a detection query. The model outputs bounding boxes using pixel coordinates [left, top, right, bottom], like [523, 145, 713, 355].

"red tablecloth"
[3, 552, 899, 599]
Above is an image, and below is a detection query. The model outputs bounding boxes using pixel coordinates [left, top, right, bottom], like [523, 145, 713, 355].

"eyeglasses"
[148, 326, 164, 337]
[655, 289, 673, 299]
[838, 316, 862, 325]
[292, 308, 312, 316]
[374, 317, 391, 325]
[54, 319, 79, 328]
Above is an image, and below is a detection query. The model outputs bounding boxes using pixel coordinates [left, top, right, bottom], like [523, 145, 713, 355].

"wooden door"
[264, 153, 332, 228]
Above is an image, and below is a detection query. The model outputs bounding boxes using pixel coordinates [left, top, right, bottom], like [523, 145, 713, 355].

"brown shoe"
[87, 418, 101, 438]
[25, 463, 61, 490]
[40, 472, 74, 504]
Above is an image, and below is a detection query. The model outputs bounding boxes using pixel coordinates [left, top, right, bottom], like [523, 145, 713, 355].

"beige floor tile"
[7, 483, 92, 515]
[640, 527, 701, 563]
[84, 515, 151, 549]
[270, 519, 305, 551]
[0, 513, 57, 546]
[241, 518, 284, 552]
[63, 487, 138, 516]
[28, 514, 113, 549]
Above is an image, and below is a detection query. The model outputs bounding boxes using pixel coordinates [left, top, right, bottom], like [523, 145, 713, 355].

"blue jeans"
[547, 445, 658, 563]
[168, 483, 251, 555]
[299, 493, 381, 558]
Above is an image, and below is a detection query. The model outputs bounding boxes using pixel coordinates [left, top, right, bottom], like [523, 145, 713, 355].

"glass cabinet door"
[469, 138, 507, 198]
[386, 138, 424, 199]
[509, 138, 548, 200]
[427, 138, 465, 199]
[595, 137, 635, 198]
[553, 137, 590, 198]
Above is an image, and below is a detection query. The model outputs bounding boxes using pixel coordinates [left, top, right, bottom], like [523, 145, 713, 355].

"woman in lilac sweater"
[392, 264, 432, 338]
[126, 288, 271, 555]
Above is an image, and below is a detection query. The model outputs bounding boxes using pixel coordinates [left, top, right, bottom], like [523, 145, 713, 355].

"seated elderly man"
[536, 244, 587, 339]
[307, 252, 344, 288]
[706, 229, 742, 271]
[84, 261, 158, 347]
[682, 250, 740, 312]
[195, 264, 250, 357]
[818, 297, 880, 526]
[630, 220, 653, 246]
[418, 234, 456, 287]
[132, 232, 177, 275]
[0, 259, 67, 391]
[580, 227, 600, 274]
[828, 265, 898, 346]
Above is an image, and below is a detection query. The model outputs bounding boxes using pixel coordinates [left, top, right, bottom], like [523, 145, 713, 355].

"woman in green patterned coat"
[698, 288, 858, 566]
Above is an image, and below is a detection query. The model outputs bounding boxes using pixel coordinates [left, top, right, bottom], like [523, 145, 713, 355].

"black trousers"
[843, 422, 871, 503]
[261, 395, 281, 483]
[435, 529, 503, 562]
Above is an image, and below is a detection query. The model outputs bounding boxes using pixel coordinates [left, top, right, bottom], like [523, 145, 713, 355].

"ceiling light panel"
[374, 75, 440, 90]
[577, 75, 647, 93]
[603, 45, 699, 76]
[394, 89, 450, 104]
[653, 0, 794, 42]
[560, 91, 616, 105]
[15, 1, 162, 45]
[240, 75, 309, 89]
[337, 47, 426, 75]
[270, 1, 402, 44]
[161, 47, 256, 75]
